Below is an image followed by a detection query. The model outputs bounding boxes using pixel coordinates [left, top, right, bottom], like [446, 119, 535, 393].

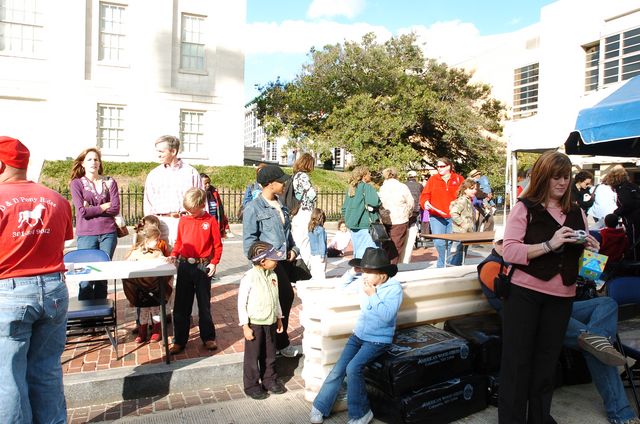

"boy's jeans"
[0, 273, 69, 424]
[313, 334, 389, 420]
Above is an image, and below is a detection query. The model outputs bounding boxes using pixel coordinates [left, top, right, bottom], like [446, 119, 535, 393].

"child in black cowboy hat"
[310, 247, 403, 424]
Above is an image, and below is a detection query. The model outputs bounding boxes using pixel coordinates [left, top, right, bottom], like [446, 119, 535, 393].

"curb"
[64, 346, 304, 408]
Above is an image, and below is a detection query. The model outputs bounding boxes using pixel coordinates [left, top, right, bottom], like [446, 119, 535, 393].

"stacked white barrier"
[297, 264, 492, 405]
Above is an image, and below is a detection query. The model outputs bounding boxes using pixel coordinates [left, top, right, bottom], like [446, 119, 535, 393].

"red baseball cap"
[0, 136, 30, 169]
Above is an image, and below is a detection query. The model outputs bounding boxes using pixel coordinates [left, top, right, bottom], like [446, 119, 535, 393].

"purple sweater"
[70, 177, 120, 236]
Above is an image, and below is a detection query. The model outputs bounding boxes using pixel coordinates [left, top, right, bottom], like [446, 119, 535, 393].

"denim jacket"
[242, 194, 299, 259]
[308, 225, 327, 257]
[340, 270, 403, 343]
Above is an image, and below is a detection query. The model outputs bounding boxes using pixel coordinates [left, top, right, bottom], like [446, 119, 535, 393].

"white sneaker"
[310, 406, 324, 423]
[278, 345, 301, 358]
[348, 410, 373, 424]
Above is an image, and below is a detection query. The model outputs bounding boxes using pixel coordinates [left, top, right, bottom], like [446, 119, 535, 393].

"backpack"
[282, 172, 302, 215]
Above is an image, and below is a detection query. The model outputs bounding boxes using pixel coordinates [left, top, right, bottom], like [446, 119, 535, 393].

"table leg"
[159, 281, 170, 364]
[462, 243, 467, 265]
[444, 240, 450, 267]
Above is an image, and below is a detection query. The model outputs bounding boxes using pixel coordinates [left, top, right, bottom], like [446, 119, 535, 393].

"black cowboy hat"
[348, 247, 398, 277]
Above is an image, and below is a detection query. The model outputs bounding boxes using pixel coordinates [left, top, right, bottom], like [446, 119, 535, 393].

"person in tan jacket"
[449, 178, 478, 266]
[378, 167, 414, 264]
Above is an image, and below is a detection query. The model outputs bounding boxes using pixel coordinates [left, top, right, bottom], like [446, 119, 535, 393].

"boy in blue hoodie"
[309, 247, 403, 424]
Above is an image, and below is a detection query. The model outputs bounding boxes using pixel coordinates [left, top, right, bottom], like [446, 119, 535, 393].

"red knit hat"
[0, 136, 30, 169]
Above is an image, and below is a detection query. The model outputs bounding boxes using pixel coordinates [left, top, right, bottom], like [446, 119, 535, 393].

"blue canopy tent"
[565, 75, 640, 156]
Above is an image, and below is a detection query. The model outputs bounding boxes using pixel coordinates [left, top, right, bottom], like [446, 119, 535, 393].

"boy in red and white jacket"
[168, 188, 223, 354]
[600, 213, 629, 263]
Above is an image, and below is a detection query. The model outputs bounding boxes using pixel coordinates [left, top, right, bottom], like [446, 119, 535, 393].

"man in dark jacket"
[571, 171, 595, 213]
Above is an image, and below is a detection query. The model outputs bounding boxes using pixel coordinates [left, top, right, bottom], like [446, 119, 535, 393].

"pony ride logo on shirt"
[17, 203, 46, 228]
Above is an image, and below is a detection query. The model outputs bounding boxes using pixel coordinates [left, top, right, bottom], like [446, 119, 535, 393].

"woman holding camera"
[500, 151, 599, 424]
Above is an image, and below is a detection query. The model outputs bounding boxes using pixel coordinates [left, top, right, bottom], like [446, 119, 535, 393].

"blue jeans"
[564, 297, 635, 423]
[313, 334, 389, 420]
[429, 217, 452, 268]
[0, 273, 68, 424]
[76, 232, 117, 300]
[76, 231, 117, 258]
[351, 229, 376, 259]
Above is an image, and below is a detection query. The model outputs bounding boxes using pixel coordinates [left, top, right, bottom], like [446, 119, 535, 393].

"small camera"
[573, 230, 587, 243]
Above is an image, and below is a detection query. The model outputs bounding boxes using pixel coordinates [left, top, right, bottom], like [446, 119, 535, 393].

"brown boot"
[149, 322, 162, 342]
[134, 324, 148, 343]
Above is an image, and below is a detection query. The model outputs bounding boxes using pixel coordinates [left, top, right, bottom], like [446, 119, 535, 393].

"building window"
[584, 43, 600, 92]
[603, 26, 640, 86]
[97, 104, 125, 151]
[180, 110, 204, 154]
[0, 0, 43, 57]
[98, 2, 126, 63]
[513, 63, 539, 120]
[180, 14, 205, 71]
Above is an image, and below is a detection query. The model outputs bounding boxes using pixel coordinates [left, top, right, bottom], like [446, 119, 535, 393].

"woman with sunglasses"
[418, 157, 464, 267]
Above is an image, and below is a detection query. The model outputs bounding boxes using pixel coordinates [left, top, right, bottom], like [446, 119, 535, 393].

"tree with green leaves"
[255, 32, 506, 178]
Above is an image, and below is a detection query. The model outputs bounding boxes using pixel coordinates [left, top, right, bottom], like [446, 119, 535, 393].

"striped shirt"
[143, 159, 203, 215]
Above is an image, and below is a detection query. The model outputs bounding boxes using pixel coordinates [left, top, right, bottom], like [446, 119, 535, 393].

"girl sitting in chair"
[124, 223, 172, 343]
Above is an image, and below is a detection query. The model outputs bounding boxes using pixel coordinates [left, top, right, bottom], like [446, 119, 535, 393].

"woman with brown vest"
[499, 151, 600, 424]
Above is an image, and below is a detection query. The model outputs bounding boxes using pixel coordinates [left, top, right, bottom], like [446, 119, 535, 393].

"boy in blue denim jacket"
[310, 247, 403, 424]
[242, 165, 301, 358]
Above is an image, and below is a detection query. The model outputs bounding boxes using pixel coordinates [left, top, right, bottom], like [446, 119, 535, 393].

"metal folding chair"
[606, 276, 640, 411]
[63, 249, 118, 354]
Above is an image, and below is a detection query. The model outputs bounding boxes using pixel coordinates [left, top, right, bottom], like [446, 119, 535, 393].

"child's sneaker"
[310, 406, 324, 423]
[278, 345, 301, 358]
[149, 322, 162, 342]
[134, 324, 147, 344]
[347, 409, 373, 424]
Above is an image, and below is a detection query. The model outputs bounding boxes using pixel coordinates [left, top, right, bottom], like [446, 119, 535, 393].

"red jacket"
[599, 227, 629, 263]
[171, 212, 223, 264]
[419, 172, 464, 218]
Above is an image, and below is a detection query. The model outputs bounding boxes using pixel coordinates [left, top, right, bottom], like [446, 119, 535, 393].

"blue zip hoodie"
[340, 270, 403, 343]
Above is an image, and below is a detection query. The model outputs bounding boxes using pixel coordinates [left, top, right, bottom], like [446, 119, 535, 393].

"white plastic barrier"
[296, 264, 491, 404]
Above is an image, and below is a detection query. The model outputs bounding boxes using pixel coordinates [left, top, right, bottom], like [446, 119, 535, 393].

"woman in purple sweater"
[70, 147, 121, 299]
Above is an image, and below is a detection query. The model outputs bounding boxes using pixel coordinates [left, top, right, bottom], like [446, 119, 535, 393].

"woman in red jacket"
[419, 157, 464, 267]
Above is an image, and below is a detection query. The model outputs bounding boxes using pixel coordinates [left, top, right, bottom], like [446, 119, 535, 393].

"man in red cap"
[0, 136, 73, 423]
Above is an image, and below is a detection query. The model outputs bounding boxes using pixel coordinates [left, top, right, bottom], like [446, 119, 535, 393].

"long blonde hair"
[348, 166, 370, 197]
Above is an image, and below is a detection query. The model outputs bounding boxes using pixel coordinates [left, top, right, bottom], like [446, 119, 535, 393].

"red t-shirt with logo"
[171, 212, 223, 264]
[0, 181, 74, 278]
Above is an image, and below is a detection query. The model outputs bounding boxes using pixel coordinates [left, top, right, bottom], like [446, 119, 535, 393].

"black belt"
[178, 256, 209, 265]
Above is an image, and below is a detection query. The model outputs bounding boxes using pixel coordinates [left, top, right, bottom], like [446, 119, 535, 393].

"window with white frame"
[513, 63, 539, 120]
[0, 0, 43, 57]
[603, 27, 640, 86]
[180, 110, 204, 154]
[98, 2, 126, 63]
[97, 104, 125, 151]
[583, 43, 600, 92]
[180, 14, 205, 71]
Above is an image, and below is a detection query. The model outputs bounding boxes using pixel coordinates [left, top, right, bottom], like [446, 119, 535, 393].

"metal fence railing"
[57, 186, 507, 226]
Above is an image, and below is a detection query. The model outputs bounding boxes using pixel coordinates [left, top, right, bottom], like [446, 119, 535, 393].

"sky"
[244, 0, 556, 102]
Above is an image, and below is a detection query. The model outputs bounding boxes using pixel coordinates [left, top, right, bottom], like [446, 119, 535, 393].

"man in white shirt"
[144, 135, 203, 247]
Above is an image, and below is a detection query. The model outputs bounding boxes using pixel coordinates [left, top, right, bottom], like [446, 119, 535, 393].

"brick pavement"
[65, 376, 307, 423]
